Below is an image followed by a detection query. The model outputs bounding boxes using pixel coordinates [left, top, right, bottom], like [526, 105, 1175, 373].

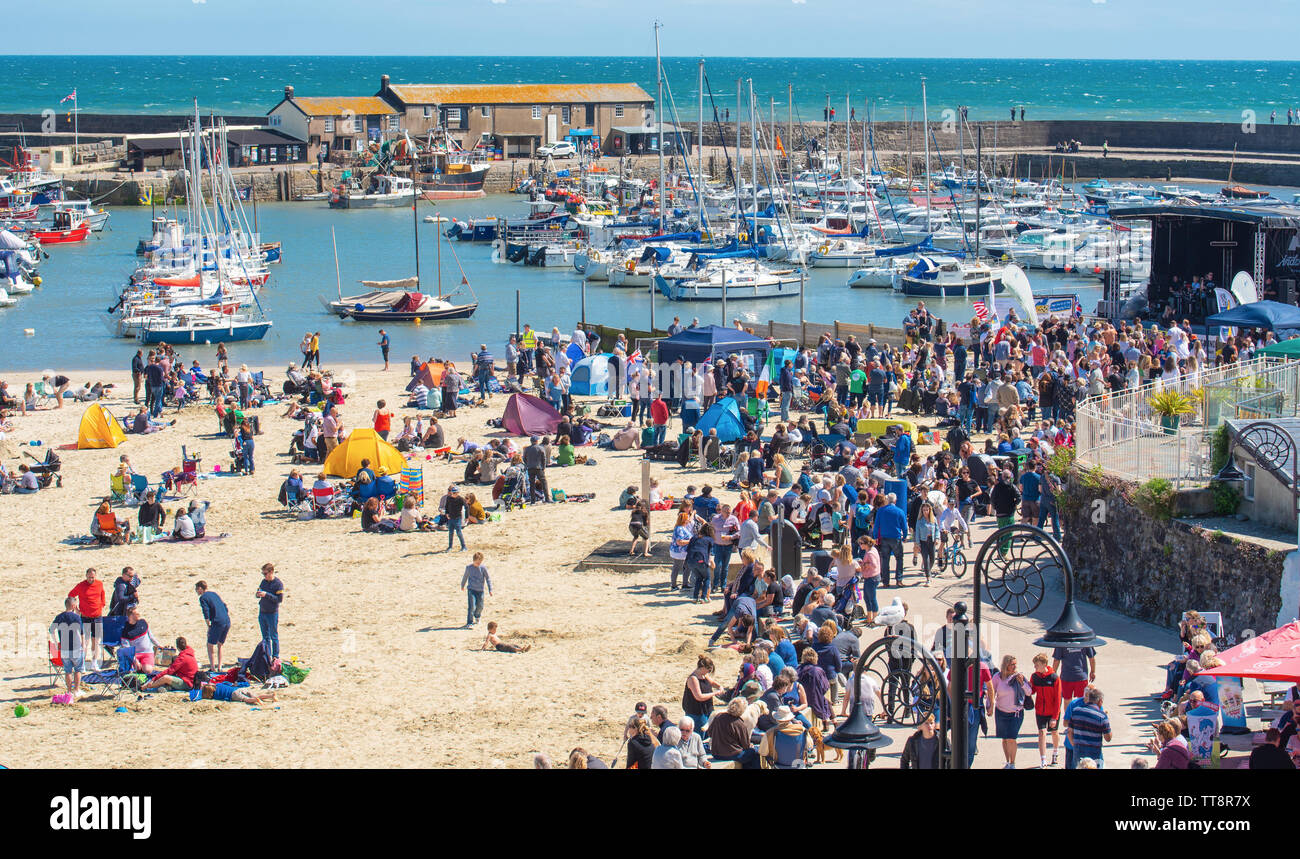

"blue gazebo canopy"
[656, 324, 771, 368]
[1206, 300, 1300, 331]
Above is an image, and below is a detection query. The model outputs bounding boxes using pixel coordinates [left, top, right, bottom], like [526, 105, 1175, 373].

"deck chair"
[109, 473, 129, 505]
[175, 458, 199, 495]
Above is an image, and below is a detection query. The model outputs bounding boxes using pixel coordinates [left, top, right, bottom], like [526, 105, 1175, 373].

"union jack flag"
[60, 90, 77, 104]
[972, 300, 989, 321]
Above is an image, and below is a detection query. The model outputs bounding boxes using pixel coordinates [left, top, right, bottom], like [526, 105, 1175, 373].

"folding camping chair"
[80, 646, 136, 700]
[130, 473, 150, 504]
[47, 640, 65, 687]
[109, 473, 130, 505]
[312, 485, 347, 517]
[32, 380, 55, 407]
[175, 446, 200, 495]
[95, 511, 127, 545]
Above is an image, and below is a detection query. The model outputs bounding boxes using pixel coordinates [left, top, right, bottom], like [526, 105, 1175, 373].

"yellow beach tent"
[322, 428, 405, 478]
[77, 403, 127, 449]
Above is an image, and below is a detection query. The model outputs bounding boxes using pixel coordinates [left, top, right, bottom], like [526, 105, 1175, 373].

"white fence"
[1075, 357, 1300, 487]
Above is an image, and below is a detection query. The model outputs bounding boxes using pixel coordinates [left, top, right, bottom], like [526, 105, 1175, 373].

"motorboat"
[897, 256, 1004, 297]
[328, 173, 417, 209]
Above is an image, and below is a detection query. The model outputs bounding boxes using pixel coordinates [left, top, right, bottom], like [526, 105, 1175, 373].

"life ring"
[739, 232, 749, 242]
[626, 258, 636, 271]
[818, 244, 829, 255]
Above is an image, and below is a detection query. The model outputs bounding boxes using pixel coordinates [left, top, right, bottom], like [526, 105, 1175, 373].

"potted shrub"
[1149, 389, 1196, 434]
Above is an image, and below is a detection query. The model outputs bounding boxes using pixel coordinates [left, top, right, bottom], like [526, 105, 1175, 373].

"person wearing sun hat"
[758, 705, 813, 768]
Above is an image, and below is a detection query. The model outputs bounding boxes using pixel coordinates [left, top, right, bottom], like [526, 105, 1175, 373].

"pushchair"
[26, 448, 62, 488]
[493, 470, 528, 512]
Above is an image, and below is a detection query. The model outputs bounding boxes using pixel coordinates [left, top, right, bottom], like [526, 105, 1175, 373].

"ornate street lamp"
[950, 524, 1105, 769]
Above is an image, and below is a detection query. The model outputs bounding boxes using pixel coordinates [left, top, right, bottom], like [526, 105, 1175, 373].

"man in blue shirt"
[378, 328, 390, 371]
[255, 563, 285, 659]
[778, 360, 795, 423]
[1064, 686, 1111, 768]
[196, 580, 230, 671]
[871, 497, 907, 586]
[890, 426, 913, 476]
[1019, 466, 1042, 524]
[50, 597, 85, 697]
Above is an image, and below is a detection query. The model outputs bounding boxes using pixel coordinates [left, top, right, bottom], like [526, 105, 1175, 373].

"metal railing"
[1075, 357, 1299, 487]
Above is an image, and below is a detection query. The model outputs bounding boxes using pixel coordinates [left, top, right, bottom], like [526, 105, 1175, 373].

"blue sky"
[14, 0, 1300, 59]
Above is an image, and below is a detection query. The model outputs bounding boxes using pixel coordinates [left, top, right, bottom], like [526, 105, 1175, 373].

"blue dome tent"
[570, 353, 613, 396]
[695, 396, 746, 443]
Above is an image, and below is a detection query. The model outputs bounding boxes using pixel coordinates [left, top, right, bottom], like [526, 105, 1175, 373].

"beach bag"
[551, 489, 567, 502]
[281, 661, 310, 684]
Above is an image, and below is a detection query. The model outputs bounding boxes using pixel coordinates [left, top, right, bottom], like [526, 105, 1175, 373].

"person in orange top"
[372, 399, 394, 441]
[68, 567, 107, 670]
[1029, 652, 1064, 769]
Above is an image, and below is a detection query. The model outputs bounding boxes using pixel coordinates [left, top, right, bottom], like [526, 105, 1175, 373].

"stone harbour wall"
[1060, 473, 1286, 638]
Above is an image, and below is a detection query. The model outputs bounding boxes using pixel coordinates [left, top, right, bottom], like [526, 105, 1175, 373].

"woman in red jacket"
[1030, 653, 1063, 768]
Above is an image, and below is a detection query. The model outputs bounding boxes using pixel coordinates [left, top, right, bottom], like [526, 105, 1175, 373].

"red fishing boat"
[28, 210, 90, 243]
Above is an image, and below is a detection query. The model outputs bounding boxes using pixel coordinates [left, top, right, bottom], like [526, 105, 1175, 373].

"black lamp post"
[950, 524, 1105, 769]
[825, 632, 951, 767]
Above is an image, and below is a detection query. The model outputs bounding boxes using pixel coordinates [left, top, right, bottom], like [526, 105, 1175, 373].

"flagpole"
[73, 90, 79, 166]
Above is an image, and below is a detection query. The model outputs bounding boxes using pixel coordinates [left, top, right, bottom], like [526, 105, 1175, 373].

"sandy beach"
[0, 361, 1175, 769]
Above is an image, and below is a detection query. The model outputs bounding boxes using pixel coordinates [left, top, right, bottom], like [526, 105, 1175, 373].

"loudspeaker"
[1280, 279, 1297, 305]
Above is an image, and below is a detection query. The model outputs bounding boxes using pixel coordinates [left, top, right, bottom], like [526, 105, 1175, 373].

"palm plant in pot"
[1149, 389, 1197, 434]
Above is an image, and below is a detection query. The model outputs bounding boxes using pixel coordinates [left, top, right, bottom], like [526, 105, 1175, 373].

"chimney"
[381, 74, 390, 91]
[284, 85, 294, 99]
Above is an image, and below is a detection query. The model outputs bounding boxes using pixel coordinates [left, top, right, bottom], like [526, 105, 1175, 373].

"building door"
[546, 114, 558, 145]
[585, 103, 595, 125]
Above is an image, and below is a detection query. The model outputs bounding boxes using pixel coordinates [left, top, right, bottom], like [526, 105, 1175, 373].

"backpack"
[853, 502, 872, 531]
[768, 728, 809, 769]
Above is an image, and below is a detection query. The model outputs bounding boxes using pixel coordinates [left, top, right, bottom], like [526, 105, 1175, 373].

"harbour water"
[3, 56, 1299, 122]
[5, 177, 1295, 374]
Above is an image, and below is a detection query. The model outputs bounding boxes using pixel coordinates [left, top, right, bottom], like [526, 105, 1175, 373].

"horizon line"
[1, 54, 1298, 62]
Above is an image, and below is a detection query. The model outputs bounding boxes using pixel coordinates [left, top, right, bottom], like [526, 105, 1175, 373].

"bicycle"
[935, 528, 968, 578]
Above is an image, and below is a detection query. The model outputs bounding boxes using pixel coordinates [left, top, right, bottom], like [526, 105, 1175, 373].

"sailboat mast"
[413, 184, 420, 288]
[697, 58, 704, 233]
[655, 21, 665, 234]
[436, 210, 443, 298]
[749, 79, 757, 218]
[331, 226, 342, 301]
[922, 77, 931, 234]
[975, 126, 982, 259]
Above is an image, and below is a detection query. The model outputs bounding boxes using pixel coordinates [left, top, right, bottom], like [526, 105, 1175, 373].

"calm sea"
[1, 56, 1299, 122]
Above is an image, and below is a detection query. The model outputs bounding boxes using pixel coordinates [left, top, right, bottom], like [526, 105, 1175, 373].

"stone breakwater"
[45, 116, 1300, 205]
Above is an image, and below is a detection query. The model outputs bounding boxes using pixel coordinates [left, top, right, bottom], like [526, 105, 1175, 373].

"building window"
[269, 146, 278, 163]
[481, 105, 490, 117]
[388, 114, 401, 130]
[423, 105, 433, 118]
[614, 104, 624, 118]
[447, 108, 461, 123]
[269, 114, 281, 127]
[531, 105, 542, 120]
[1243, 462, 1256, 501]
[54, 150, 64, 164]
[323, 117, 334, 133]
[561, 106, 571, 124]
